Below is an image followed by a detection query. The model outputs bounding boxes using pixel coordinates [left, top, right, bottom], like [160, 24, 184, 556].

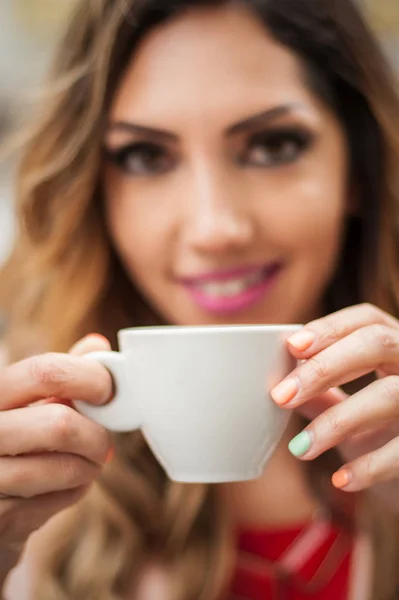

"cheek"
[287, 199, 343, 258]
[257, 167, 347, 321]
[281, 176, 348, 312]
[267, 123, 349, 260]
[263, 162, 348, 261]
[104, 172, 174, 276]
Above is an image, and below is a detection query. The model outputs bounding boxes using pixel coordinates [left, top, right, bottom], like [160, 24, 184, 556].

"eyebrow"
[106, 121, 178, 142]
[226, 103, 304, 135]
[105, 103, 304, 142]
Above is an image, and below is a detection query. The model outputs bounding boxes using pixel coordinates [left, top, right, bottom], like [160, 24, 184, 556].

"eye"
[105, 142, 175, 175]
[240, 127, 313, 168]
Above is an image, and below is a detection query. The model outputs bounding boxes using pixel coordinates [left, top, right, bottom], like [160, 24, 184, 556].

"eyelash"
[105, 142, 174, 176]
[105, 126, 314, 176]
[240, 127, 314, 168]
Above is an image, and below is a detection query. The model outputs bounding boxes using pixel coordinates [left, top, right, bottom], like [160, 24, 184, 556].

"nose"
[183, 162, 255, 254]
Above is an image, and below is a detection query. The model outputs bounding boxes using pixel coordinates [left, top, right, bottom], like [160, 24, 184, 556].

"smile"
[180, 263, 283, 315]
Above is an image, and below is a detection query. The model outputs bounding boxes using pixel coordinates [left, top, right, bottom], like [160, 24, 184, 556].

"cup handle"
[73, 351, 142, 432]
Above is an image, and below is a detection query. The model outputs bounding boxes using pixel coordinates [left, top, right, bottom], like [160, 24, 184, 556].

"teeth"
[195, 271, 264, 298]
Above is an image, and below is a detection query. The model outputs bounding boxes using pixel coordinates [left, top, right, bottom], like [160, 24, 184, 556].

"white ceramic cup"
[74, 325, 300, 483]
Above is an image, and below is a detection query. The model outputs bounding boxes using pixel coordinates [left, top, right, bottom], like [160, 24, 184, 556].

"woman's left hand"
[271, 303, 399, 508]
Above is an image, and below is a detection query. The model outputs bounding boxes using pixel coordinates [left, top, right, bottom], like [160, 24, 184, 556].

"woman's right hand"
[0, 335, 113, 561]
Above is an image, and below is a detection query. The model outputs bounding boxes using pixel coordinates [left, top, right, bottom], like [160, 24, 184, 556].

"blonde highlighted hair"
[1, 0, 399, 598]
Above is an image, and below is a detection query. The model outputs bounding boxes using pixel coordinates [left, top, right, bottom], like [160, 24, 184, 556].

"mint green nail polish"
[288, 431, 312, 457]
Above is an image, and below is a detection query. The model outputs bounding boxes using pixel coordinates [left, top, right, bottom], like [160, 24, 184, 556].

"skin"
[102, 5, 399, 520]
[0, 335, 113, 592]
[278, 305, 399, 504]
[104, 5, 349, 328]
[103, 5, 349, 526]
[1, 4, 399, 596]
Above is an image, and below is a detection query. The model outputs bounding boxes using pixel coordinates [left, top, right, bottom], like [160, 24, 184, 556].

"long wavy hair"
[1, 0, 399, 598]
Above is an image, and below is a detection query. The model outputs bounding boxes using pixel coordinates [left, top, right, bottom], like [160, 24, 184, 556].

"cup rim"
[119, 324, 302, 338]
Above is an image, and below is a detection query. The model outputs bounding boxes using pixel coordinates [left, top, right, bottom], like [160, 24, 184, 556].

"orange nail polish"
[332, 469, 351, 489]
[87, 334, 110, 344]
[106, 447, 115, 464]
[288, 330, 316, 352]
[271, 378, 299, 405]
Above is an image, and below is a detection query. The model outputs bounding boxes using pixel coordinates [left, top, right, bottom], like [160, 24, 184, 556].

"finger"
[287, 304, 399, 358]
[69, 334, 111, 356]
[0, 403, 111, 465]
[330, 436, 399, 492]
[271, 324, 399, 408]
[0, 352, 113, 410]
[28, 335, 113, 408]
[0, 487, 90, 546]
[0, 454, 101, 498]
[288, 377, 399, 460]
[296, 387, 348, 421]
[28, 334, 112, 409]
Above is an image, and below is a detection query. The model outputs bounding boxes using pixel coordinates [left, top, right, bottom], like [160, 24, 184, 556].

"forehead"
[109, 5, 320, 127]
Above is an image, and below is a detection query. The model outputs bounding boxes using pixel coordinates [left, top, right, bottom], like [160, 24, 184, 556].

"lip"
[180, 264, 275, 284]
[180, 262, 284, 315]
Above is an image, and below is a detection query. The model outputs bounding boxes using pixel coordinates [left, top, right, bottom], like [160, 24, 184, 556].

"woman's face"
[104, 5, 349, 326]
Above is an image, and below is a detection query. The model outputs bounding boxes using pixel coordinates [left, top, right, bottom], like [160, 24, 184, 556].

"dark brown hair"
[1, 0, 399, 598]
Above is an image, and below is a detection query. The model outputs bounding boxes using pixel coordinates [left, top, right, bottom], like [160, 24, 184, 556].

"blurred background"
[0, 0, 399, 267]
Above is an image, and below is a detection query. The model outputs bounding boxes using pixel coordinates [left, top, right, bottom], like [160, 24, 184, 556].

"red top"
[230, 519, 353, 600]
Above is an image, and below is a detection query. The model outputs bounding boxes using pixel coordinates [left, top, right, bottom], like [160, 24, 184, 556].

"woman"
[0, 0, 399, 598]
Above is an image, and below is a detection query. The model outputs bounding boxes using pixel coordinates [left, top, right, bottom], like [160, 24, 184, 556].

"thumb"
[69, 334, 112, 357]
[29, 335, 112, 409]
[296, 387, 348, 421]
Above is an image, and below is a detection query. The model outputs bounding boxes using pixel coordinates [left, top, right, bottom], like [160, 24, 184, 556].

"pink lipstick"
[180, 262, 283, 315]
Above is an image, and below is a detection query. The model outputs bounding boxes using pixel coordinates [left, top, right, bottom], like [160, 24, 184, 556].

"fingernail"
[271, 377, 299, 406]
[288, 430, 313, 457]
[87, 334, 110, 344]
[105, 447, 115, 464]
[332, 468, 352, 489]
[288, 330, 316, 352]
